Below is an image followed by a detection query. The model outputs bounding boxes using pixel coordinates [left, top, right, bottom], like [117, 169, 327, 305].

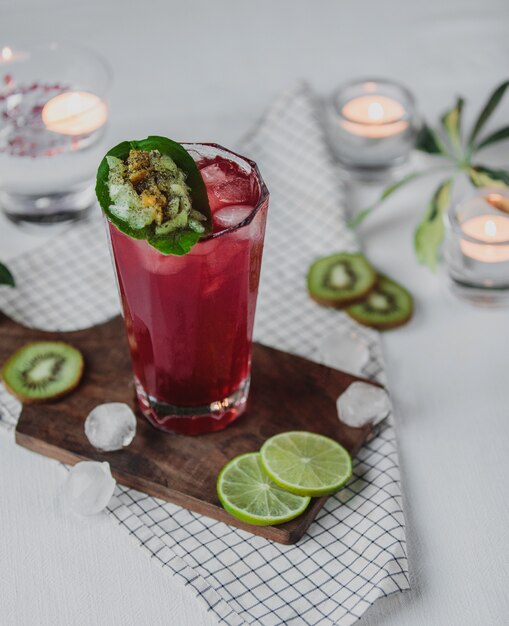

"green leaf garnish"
[469, 165, 509, 189]
[468, 80, 509, 148]
[96, 136, 211, 255]
[476, 125, 509, 152]
[416, 123, 449, 156]
[414, 178, 453, 271]
[441, 97, 464, 155]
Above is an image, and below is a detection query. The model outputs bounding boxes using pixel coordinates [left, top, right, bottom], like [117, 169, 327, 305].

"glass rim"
[0, 40, 113, 98]
[330, 77, 417, 126]
[182, 142, 269, 242]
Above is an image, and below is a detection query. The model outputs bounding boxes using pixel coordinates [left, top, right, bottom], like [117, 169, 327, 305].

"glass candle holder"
[0, 42, 111, 226]
[445, 188, 509, 307]
[325, 78, 420, 177]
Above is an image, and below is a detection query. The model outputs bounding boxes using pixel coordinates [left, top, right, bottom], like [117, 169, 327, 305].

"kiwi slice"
[346, 275, 413, 330]
[1, 342, 84, 403]
[307, 253, 377, 307]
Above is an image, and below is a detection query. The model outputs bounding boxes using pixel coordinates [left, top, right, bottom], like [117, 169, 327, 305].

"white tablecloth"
[1, 1, 508, 625]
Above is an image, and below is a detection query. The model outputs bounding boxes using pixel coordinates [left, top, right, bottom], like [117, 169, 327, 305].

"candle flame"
[67, 92, 83, 115]
[484, 219, 497, 238]
[1, 47, 12, 61]
[485, 193, 509, 214]
[367, 101, 384, 121]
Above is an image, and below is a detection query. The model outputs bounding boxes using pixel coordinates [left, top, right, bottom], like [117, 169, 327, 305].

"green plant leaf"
[347, 207, 374, 229]
[475, 126, 509, 151]
[414, 178, 453, 271]
[468, 80, 509, 148]
[469, 165, 509, 189]
[441, 97, 464, 153]
[0, 262, 15, 287]
[380, 172, 424, 200]
[415, 123, 449, 156]
[348, 171, 426, 229]
[95, 136, 211, 256]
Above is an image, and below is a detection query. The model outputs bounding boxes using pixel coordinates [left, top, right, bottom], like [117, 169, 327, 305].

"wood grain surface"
[1, 313, 376, 544]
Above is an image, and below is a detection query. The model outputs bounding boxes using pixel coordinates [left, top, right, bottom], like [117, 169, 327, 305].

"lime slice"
[260, 431, 352, 497]
[217, 452, 310, 526]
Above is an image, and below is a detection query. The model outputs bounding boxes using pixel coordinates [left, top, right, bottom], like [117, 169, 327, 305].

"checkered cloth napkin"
[0, 83, 409, 625]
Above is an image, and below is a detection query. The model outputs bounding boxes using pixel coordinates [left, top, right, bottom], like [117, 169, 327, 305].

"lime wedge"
[260, 431, 352, 497]
[217, 452, 310, 526]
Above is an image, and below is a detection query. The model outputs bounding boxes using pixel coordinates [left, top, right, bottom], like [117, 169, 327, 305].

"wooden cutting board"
[1, 313, 377, 544]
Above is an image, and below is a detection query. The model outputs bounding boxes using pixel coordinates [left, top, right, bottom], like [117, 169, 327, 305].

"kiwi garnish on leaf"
[307, 252, 377, 307]
[346, 275, 413, 330]
[96, 136, 212, 256]
[1, 342, 84, 403]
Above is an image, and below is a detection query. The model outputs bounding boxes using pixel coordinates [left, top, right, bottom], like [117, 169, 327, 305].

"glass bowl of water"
[0, 41, 111, 226]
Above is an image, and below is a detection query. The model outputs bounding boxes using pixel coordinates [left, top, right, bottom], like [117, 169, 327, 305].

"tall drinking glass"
[107, 143, 269, 435]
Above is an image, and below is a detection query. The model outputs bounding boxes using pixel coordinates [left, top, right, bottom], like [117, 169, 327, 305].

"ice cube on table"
[213, 205, 254, 230]
[84, 402, 136, 452]
[63, 461, 116, 515]
[337, 382, 391, 428]
[200, 158, 257, 211]
[318, 329, 370, 376]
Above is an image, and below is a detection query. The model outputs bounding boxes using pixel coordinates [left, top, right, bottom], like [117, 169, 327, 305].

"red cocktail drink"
[107, 144, 269, 434]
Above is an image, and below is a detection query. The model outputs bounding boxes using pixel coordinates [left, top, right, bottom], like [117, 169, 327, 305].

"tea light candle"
[326, 79, 419, 173]
[445, 188, 509, 306]
[460, 215, 509, 263]
[340, 93, 409, 138]
[42, 91, 108, 136]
